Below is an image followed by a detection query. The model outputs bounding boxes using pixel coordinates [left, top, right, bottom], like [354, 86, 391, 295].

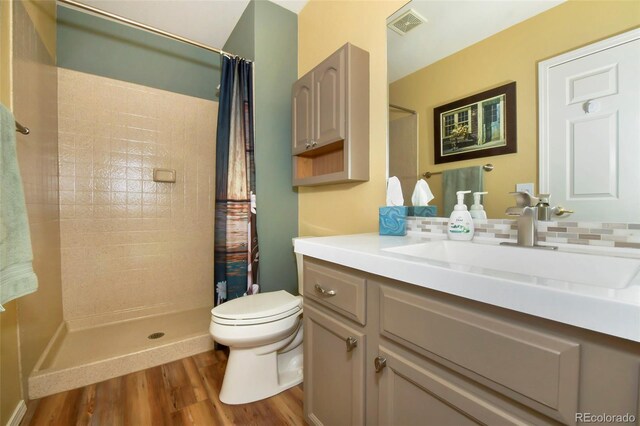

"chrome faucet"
[501, 192, 557, 250]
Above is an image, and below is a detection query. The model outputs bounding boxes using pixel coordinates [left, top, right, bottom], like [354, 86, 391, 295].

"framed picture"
[433, 82, 516, 164]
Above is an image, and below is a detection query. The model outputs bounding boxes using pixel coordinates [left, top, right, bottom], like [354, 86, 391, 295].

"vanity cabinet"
[302, 257, 640, 426]
[303, 259, 368, 426]
[292, 43, 369, 186]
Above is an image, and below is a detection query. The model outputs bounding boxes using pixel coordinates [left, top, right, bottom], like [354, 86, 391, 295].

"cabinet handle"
[346, 336, 358, 352]
[374, 356, 387, 373]
[314, 283, 336, 297]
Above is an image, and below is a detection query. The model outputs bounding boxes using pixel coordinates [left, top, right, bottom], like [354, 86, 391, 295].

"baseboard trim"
[8, 400, 26, 426]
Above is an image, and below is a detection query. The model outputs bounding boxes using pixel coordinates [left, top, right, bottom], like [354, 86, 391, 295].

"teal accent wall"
[224, 1, 298, 295]
[223, 1, 255, 61]
[57, 5, 220, 100]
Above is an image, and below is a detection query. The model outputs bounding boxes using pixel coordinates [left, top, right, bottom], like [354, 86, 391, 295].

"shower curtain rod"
[389, 104, 416, 114]
[57, 0, 252, 62]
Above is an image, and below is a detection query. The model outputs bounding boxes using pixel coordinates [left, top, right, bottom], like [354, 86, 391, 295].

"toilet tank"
[295, 252, 304, 296]
[293, 238, 309, 296]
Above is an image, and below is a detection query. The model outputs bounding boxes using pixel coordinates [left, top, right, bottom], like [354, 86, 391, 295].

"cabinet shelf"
[294, 141, 345, 184]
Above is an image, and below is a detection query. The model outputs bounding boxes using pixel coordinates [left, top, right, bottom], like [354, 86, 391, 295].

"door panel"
[378, 347, 528, 426]
[567, 63, 618, 104]
[569, 112, 617, 197]
[545, 37, 640, 221]
[314, 49, 346, 147]
[292, 73, 313, 155]
[304, 304, 365, 426]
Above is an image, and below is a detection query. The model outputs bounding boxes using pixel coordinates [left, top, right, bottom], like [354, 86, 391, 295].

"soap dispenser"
[470, 192, 488, 220]
[448, 190, 474, 241]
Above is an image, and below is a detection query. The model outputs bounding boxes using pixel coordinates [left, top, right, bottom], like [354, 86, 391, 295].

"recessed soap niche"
[153, 168, 176, 183]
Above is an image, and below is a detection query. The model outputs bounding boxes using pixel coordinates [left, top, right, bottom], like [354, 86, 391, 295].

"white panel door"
[542, 33, 640, 222]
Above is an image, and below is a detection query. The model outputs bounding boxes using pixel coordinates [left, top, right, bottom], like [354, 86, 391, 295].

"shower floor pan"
[28, 306, 214, 399]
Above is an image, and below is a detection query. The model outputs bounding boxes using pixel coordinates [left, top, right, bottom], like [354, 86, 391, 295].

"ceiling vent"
[388, 9, 427, 35]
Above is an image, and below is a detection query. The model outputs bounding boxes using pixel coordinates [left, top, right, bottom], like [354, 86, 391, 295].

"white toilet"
[209, 251, 304, 405]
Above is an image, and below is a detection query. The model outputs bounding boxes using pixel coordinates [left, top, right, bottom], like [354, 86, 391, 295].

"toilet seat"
[211, 290, 302, 326]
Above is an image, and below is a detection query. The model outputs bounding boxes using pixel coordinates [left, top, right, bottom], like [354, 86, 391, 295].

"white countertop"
[295, 233, 640, 342]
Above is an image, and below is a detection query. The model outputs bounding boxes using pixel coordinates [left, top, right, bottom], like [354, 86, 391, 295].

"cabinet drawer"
[380, 285, 580, 425]
[304, 258, 366, 325]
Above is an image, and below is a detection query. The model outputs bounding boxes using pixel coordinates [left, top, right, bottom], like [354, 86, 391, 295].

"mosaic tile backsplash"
[407, 217, 640, 249]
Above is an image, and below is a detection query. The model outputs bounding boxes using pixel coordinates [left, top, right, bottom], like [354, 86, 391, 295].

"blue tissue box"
[379, 206, 408, 236]
[408, 206, 437, 217]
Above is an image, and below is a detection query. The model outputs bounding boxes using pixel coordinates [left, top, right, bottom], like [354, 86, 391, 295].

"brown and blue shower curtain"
[214, 55, 259, 306]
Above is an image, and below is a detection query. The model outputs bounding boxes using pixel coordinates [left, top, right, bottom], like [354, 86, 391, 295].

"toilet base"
[219, 329, 303, 405]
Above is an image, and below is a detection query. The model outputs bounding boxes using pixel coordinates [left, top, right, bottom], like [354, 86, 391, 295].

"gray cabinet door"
[304, 303, 365, 426]
[376, 346, 529, 426]
[314, 47, 346, 147]
[292, 72, 314, 155]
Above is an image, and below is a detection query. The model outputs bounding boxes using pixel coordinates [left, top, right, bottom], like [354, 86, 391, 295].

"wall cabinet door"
[304, 303, 365, 426]
[292, 72, 314, 155]
[314, 47, 346, 148]
[376, 346, 529, 426]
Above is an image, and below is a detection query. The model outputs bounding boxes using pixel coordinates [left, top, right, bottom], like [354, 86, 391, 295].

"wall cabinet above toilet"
[292, 43, 370, 186]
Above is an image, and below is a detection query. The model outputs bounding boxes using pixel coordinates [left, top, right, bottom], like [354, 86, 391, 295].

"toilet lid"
[211, 290, 302, 323]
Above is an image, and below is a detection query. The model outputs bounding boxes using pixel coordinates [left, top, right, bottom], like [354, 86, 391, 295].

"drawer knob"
[374, 356, 387, 373]
[346, 336, 358, 352]
[305, 143, 311, 149]
[311, 141, 317, 147]
[314, 283, 336, 297]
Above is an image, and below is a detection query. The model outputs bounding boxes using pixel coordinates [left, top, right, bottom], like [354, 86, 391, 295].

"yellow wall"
[298, 0, 407, 236]
[0, 302, 23, 425]
[0, 0, 11, 107]
[390, 0, 640, 218]
[1, 0, 60, 415]
[13, 0, 62, 399]
[0, 2, 23, 424]
[22, 0, 56, 58]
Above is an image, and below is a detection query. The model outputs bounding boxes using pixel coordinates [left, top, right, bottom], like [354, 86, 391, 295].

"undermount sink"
[383, 240, 640, 289]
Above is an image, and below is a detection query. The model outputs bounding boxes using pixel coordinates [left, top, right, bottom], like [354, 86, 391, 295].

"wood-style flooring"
[21, 350, 304, 426]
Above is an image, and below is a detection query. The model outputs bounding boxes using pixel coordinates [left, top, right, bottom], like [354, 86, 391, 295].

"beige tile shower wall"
[58, 69, 217, 328]
[12, 0, 62, 399]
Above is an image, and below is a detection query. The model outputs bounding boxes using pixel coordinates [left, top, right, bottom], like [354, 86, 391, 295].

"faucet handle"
[552, 205, 575, 217]
[508, 191, 539, 208]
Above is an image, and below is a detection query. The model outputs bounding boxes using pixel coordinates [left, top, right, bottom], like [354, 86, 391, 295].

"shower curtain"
[214, 55, 259, 306]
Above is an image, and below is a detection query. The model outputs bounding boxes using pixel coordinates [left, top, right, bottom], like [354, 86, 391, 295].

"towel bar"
[423, 163, 493, 179]
[16, 121, 29, 135]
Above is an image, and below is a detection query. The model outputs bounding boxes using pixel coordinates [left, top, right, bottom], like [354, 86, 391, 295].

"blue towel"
[0, 103, 37, 311]
[443, 166, 484, 217]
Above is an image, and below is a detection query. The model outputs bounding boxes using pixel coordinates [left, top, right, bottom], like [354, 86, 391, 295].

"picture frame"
[433, 82, 517, 164]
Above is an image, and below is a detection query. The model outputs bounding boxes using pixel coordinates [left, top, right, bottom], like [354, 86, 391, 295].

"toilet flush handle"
[314, 283, 336, 297]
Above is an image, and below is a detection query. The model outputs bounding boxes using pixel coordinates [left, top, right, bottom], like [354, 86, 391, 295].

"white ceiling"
[388, 0, 565, 82]
[76, 0, 308, 53]
[68, 0, 564, 76]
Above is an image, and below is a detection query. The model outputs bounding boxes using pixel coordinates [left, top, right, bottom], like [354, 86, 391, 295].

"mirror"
[387, 0, 639, 221]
